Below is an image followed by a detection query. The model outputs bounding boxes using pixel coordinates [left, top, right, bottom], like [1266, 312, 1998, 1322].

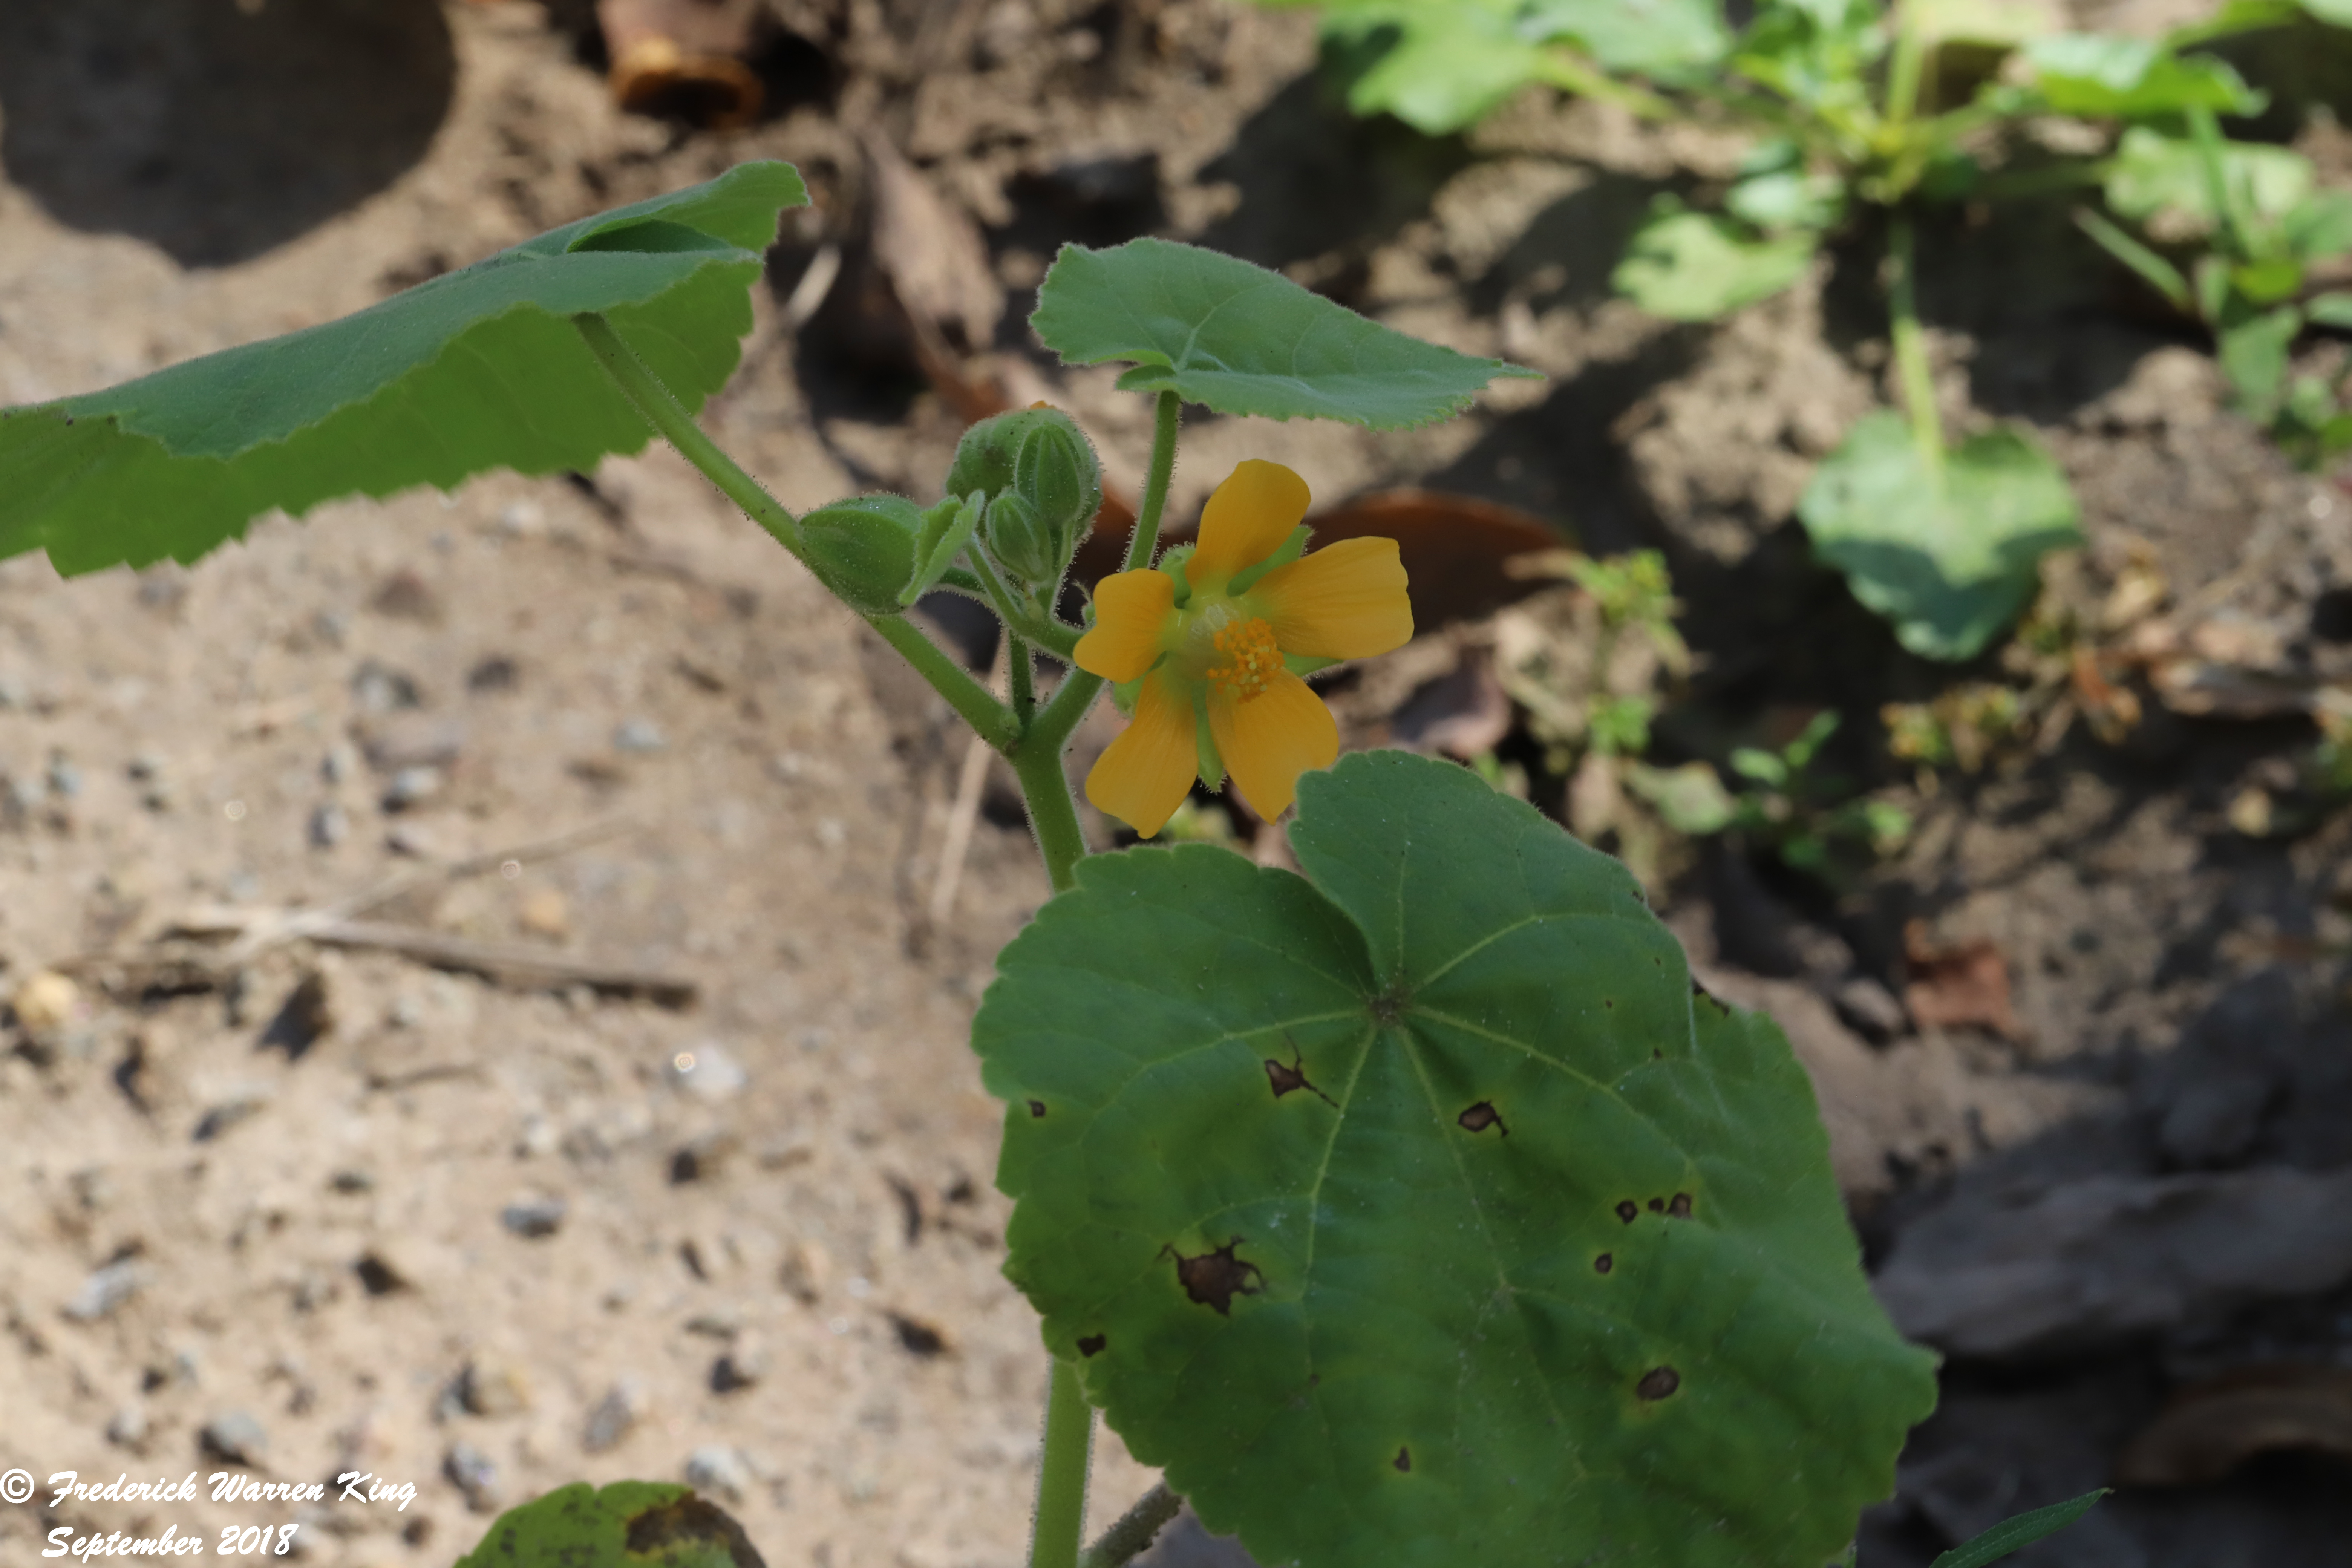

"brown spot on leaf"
[1636, 1367, 1681, 1401]
[1615, 1200, 1638, 1224]
[1163, 1239, 1265, 1315]
[1264, 1049, 1337, 1106]
[1668, 1193, 1692, 1219]
[1594, 1254, 1613, 1274]
[1458, 1101, 1506, 1134]
[1646, 1197, 1664, 1213]
[1076, 1334, 1107, 1358]
[1027, 1099, 1046, 1118]
[1393, 1447, 1411, 1473]
[621, 1493, 767, 1568]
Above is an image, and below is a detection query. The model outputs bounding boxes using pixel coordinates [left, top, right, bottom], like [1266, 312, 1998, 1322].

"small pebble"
[613, 718, 666, 754]
[320, 743, 359, 786]
[581, 1383, 639, 1454]
[516, 887, 570, 941]
[63, 1260, 144, 1323]
[309, 803, 350, 848]
[683, 1445, 750, 1503]
[443, 1441, 502, 1513]
[11, 969, 83, 1035]
[665, 1042, 746, 1103]
[46, 755, 81, 799]
[106, 1402, 149, 1448]
[710, 1338, 769, 1395]
[200, 1411, 268, 1466]
[458, 1358, 532, 1418]
[1831, 977, 1909, 1043]
[500, 1195, 568, 1239]
[381, 765, 445, 812]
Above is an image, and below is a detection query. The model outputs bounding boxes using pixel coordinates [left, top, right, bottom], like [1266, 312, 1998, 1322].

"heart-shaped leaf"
[977, 750, 1938, 1568]
[1799, 411, 2081, 661]
[0, 161, 806, 576]
[1031, 238, 1538, 429]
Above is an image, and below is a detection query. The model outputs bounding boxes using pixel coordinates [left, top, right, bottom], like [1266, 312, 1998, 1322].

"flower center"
[1207, 616, 1282, 704]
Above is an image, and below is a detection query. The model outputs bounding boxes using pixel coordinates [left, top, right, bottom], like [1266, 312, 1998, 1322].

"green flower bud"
[798, 494, 924, 617]
[945, 406, 1103, 590]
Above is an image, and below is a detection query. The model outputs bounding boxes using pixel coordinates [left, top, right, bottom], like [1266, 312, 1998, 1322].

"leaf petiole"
[1887, 212, 1947, 489]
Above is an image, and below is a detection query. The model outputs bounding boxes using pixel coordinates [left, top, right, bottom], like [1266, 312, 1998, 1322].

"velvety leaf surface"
[0, 161, 806, 576]
[1799, 410, 2081, 661]
[452, 1483, 764, 1568]
[1031, 238, 1538, 429]
[977, 750, 1939, 1568]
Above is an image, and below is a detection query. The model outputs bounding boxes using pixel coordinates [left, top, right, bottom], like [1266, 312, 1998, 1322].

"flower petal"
[1252, 536, 1413, 660]
[1074, 569, 1176, 681]
[1086, 672, 1199, 838]
[1193, 460, 1311, 584]
[1208, 669, 1337, 825]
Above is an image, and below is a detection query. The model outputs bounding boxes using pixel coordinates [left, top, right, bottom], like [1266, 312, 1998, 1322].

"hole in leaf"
[1393, 1447, 1411, 1473]
[1457, 1101, 1506, 1134]
[1027, 1099, 1046, 1118]
[1077, 1334, 1106, 1358]
[1163, 1238, 1265, 1315]
[1636, 1366, 1681, 1401]
[1668, 1192, 1692, 1218]
[1594, 1253, 1613, 1274]
[1615, 1200, 1638, 1224]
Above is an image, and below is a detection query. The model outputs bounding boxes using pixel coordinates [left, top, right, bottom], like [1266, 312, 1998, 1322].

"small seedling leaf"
[1314, 0, 1550, 134]
[0, 161, 807, 577]
[1031, 238, 1538, 429]
[978, 750, 1939, 1568]
[1798, 411, 2081, 661]
[2105, 126, 2311, 229]
[1614, 207, 1818, 320]
[452, 1482, 764, 1568]
[1519, 0, 1731, 77]
[1928, 1490, 2109, 1568]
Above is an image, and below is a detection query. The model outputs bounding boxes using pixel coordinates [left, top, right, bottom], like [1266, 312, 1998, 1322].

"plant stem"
[1885, 0, 1929, 126]
[1126, 391, 1182, 572]
[1077, 1485, 1182, 1568]
[1010, 633, 1036, 723]
[872, 614, 1022, 752]
[1010, 388, 1189, 1568]
[1028, 1359, 1097, 1568]
[573, 313, 801, 554]
[1534, 48, 1677, 121]
[1886, 212, 1946, 488]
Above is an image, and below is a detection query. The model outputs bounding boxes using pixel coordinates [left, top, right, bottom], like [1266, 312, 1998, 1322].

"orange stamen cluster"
[1208, 617, 1283, 705]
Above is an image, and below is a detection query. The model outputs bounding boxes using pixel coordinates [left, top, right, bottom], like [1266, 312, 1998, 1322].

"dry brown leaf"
[2116, 1365, 2352, 1486]
[597, 0, 764, 129]
[1386, 648, 1513, 759]
[1903, 920, 2019, 1041]
[864, 133, 1003, 363]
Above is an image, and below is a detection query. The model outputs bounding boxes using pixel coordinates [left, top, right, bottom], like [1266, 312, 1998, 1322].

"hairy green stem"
[1028, 1359, 1096, 1568]
[1010, 634, 1037, 723]
[871, 615, 1021, 751]
[1886, 212, 1946, 488]
[1077, 1485, 1182, 1568]
[573, 313, 801, 554]
[1126, 391, 1182, 572]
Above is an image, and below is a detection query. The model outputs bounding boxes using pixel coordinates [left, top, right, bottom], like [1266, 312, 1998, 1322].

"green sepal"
[1159, 545, 1199, 607]
[1194, 706, 1227, 790]
[900, 490, 986, 607]
[1285, 653, 1343, 679]
[799, 493, 926, 618]
[1227, 526, 1312, 596]
[1110, 674, 1146, 719]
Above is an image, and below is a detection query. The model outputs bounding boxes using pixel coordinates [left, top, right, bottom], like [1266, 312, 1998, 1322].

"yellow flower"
[1073, 460, 1413, 837]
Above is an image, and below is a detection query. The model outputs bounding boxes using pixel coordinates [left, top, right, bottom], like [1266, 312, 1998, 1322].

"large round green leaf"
[0, 161, 805, 575]
[976, 751, 1937, 1568]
